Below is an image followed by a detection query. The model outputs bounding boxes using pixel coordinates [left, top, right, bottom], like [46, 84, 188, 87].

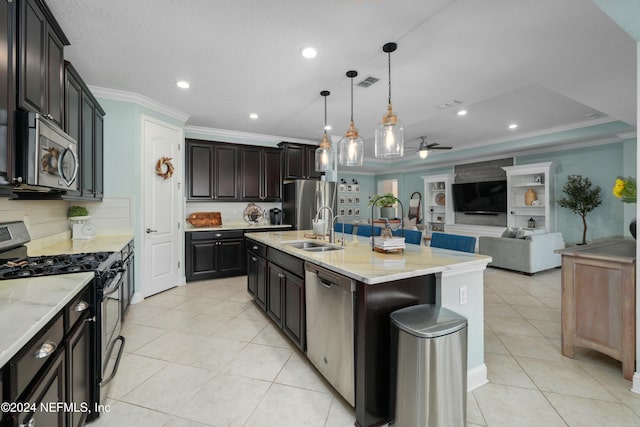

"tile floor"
[90, 267, 640, 427]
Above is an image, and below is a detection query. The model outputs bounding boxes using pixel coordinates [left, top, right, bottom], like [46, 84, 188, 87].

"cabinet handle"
[85, 316, 97, 323]
[214, 233, 222, 237]
[251, 256, 257, 262]
[19, 419, 34, 427]
[252, 245, 258, 250]
[74, 301, 90, 312]
[34, 340, 57, 359]
[278, 273, 285, 279]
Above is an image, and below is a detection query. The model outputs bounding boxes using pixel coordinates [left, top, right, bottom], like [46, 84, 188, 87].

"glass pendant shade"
[418, 148, 429, 159]
[315, 132, 332, 172]
[374, 104, 404, 158]
[338, 70, 363, 166]
[315, 90, 332, 172]
[375, 42, 404, 159]
[338, 121, 364, 166]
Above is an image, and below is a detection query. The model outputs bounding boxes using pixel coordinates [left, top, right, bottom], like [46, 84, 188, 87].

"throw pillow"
[501, 228, 516, 238]
[515, 228, 529, 239]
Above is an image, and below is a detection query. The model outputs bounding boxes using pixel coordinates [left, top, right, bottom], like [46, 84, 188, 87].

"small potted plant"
[557, 175, 602, 245]
[367, 193, 397, 219]
[67, 205, 89, 220]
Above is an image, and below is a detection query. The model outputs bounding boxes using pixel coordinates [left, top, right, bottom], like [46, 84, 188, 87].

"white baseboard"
[130, 292, 144, 304]
[468, 363, 489, 391]
[632, 373, 640, 394]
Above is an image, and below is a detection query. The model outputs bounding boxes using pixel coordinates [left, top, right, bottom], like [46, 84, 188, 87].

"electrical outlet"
[459, 286, 468, 305]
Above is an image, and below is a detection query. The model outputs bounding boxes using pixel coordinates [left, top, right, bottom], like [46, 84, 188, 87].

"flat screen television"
[452, 180, 507, 214]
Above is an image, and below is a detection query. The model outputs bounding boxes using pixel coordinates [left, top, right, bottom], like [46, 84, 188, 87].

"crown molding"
[184, 125, 316, 146]
[88, 86, 191, 123]
[617, 130, 637, 140]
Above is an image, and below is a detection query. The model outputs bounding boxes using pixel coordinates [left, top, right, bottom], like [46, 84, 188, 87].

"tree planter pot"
[380, 207, 395, 219]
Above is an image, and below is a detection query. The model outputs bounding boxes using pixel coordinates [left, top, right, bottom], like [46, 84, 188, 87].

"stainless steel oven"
[14, 112, 78, 191]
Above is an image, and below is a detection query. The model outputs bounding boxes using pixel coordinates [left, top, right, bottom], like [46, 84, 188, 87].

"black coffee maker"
[269, 208, 283, 225]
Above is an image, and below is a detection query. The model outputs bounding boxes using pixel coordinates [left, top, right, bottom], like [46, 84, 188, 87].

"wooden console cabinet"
[558, 239, 636, 379]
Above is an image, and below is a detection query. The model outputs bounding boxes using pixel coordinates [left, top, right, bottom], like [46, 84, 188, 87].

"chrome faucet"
[314, 206, 334, 242]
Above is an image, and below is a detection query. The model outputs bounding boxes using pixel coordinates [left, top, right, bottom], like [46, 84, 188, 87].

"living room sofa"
[478, 231, 565, 274]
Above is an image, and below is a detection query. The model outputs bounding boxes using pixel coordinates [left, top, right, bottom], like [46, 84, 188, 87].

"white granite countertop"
[185, 223, 292, 232]
[245, 230, 491, 285]
[0, 272, 94, 367]
[27, 234, 134, 256]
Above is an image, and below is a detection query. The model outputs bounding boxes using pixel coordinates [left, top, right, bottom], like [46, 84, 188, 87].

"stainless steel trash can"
[389, 304, 467, 427]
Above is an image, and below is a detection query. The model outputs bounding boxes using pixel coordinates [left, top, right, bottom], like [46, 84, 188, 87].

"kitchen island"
[245, 230, 491, 427]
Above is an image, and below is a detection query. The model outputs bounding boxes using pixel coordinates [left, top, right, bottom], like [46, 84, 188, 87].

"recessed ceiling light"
[176, 80, 190, 89]
[457, 110, 467, 116]
[301, 46, 317, 59]
[324, 125, 332, 131]
[249, 113, 259, 119]
[508, 123, 518, 129]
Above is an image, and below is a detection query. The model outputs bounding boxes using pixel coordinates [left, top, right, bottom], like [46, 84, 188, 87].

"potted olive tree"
[368, 193, 398, 219]
[557, 175, 602, 245]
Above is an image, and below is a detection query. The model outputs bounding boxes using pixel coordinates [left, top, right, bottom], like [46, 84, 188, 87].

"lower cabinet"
[186, 231, 245, 281]
[246, 240, 306, 351]
[3, 284, 93, 427]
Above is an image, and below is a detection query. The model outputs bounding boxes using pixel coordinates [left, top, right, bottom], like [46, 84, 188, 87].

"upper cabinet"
[186, 139, 240, 201]
[279, 142, 321, 180]
[18, 0, 69, 129]
[64, 62, 105, 200]
[502, 162, 556, 232]
[0, 0, 15, 187]
[241, 147, 282, 201]
[186, 139, 283, 202]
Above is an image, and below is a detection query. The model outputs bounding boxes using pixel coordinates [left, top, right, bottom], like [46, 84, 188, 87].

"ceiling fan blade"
[427, 146, 452, 150]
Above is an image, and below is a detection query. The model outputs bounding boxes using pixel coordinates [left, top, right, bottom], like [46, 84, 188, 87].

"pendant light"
[338, 70, 364, 166]
[374, 42, 404, 159]
[315, 90, 332, 172]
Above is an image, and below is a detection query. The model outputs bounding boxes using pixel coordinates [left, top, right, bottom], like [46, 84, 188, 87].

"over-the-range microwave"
[14, 112, 79, 192]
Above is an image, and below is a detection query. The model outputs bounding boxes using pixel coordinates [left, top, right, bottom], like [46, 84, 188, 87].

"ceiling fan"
[410, 136, 453, 159]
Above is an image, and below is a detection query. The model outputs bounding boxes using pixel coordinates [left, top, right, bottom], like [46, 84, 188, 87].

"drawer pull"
[214, 233, 222, 237]
[251, 256, 257, 262]
[74, 301, 90, 312]
[34, 340, 57, 359]
[85, 316, 97, 323]
[253, 245, 258, 250]
[19, 419, 35, 427]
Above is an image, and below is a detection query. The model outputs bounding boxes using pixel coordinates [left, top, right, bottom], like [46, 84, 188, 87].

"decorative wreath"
[155, 156, 175, 180]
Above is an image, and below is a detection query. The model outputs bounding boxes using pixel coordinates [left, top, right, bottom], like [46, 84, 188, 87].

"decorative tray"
[243, 203, 264, 224]
[187, 212, 222, 227]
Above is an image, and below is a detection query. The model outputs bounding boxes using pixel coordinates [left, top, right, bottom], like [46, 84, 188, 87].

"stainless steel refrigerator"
[283, 180, 337, 231]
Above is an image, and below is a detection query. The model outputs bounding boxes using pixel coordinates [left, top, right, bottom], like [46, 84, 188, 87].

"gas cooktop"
[0, 252, 113, 280]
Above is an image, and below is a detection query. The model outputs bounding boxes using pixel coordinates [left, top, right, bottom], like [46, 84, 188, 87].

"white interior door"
[142, 116, 183, 297]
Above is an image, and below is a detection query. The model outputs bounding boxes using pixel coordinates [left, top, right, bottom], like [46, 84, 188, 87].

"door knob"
[146, 228, 157, 233]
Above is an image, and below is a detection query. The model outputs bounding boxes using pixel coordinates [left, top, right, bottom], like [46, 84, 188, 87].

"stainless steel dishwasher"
[305, 262, 356, 406]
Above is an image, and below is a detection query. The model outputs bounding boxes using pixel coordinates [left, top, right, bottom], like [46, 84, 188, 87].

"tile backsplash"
[186, 201, 282, 225]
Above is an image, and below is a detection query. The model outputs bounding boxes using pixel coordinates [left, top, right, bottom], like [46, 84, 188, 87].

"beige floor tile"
[161, 417, 213, 427]
[517, 357, 617, 402]
[499, 293, 547, 307]
[529, 319, 561, 339]
[466, 392, 486, 425]
[511, 304, 561, 321]
[212, 317, 268, 342]
[274, 351, 332, 393]
[325, 396, 356, 427]
[536, 295, 562, 309]
[120, 362, 212, 415]
[222, 343, 293, 381]
[106, 353, 167, 400]
[245, 383, 333, 427]
[142, 292, 193, 309]
[485, 281, 529, 296]
[171, 296, 223, 314]
[177, 372, 271, 427]
[486, 316, 543, 336]
[171, 311, 234, 336]
[545, 392, 640, 426]
[207, 299, 253, 317]
[484, 329, 510, 355]
[485, 353, 536, 389]
[133, 330, 246, 371]
[484, 302, 522, 318]
[483, 292, 505, 304]
[130, 307, 200, 331]
[498, 333, 565, 361]
[227, 289, 254, 303]
[88, 400, 174, 427]
[236, 303, 272, 323]
[120, 323, 167, 353]
[473, 383, 566, 426]
[251, 322, 293, 348]
[126, 304, 167, 325]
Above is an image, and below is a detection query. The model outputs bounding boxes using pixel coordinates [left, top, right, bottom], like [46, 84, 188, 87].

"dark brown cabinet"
[67, 320, 91, 427]
[186, 140, 240, 201]
[0, 0, 14, 188]
[241, 147, 282, 201]
[64, 62, 105, 200]
[253, 246, 306, 351]
[186, 230, 246, 281]
[18, 0, 69, 129]
[279, 142, 321, 180]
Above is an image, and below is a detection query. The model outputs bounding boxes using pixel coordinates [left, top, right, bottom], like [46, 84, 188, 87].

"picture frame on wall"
[347, 185, 353, 192]
[339, 208, 345, 216]
[354, 184, 360, 193]
[354, 208, 360, 216]
[339, 197, 345, 204]
[347, 208, 353, 216]
[347, 197, 353, 204]
[354, 197, 360, 204]
[338, 184, 346, 193]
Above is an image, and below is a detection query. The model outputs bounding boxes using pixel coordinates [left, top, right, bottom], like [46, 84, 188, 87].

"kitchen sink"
[284, 241, 344, 252]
